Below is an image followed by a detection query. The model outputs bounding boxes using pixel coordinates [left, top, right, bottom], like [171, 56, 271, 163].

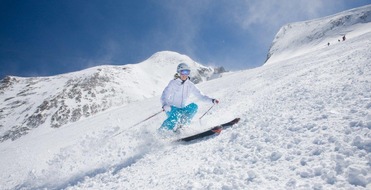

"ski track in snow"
[1, 7, 371, 190]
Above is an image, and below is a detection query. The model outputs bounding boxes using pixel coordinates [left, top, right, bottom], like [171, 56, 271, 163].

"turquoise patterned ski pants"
[160, 103, 198, 131]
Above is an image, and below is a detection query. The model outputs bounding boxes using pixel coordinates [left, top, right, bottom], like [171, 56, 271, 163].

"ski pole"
[130, 110, 163, 128]
[199, 104, 215, 120]
[113, 110, 163, 137]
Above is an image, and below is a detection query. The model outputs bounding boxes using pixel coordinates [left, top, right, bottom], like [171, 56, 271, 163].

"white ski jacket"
[161, 78, 213, 108]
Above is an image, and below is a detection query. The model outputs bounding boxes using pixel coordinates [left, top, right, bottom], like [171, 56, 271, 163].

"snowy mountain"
[0, 5, 370, 190]
[0, 51, 217, 142]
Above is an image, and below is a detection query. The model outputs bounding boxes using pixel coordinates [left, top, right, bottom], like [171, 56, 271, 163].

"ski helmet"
[177, 63, 190, 73]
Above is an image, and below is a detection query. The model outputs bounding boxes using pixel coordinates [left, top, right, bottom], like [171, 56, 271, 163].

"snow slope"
[266, 4, 371, 64]
[0, 5, 370, 190]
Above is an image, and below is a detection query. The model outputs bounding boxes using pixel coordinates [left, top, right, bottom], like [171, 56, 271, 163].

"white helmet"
[177, 63, 190, 73]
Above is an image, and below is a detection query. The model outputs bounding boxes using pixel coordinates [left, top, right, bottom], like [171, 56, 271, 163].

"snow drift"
[0, 5, 370, 190]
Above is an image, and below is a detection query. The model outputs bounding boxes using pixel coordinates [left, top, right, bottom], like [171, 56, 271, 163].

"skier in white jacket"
[160, 63, 219, 131]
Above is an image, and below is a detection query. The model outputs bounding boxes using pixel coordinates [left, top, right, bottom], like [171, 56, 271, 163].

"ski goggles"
[180, 69, 190, 75]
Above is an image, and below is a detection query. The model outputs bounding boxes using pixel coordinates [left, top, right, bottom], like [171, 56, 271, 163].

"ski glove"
[212, 99, 219, 104]
[162, 105, 171, 112]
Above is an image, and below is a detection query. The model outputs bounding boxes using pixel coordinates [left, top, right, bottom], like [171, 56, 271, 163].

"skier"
[160, 63, 219, 132]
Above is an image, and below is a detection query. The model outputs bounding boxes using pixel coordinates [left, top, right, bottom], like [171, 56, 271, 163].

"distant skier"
[343, 35, 346, 41]
[160, 63, 219, 132]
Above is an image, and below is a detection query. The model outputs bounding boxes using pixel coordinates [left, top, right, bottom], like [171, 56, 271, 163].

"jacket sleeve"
[190, 83, 213, 102]
[161, 80, 173, 107]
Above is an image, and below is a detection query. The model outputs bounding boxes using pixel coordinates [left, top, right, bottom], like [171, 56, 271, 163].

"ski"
[175, 118, 240, 142]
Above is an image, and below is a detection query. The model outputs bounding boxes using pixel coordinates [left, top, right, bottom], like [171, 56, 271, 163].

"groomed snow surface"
[1, 8, 371, 190]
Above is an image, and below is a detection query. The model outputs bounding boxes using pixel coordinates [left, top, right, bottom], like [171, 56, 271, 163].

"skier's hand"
[212, 99, 219, 104]
[162, 105, 171, 112]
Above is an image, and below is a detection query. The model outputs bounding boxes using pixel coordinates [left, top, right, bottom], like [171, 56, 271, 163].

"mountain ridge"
[265, 4, 371, 64]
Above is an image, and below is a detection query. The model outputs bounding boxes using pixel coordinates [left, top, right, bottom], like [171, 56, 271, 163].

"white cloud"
[153, 0, 214, 58]
[230, 0, 345, 32]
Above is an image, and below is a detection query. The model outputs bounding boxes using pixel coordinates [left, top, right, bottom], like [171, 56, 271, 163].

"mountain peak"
[147, 51, 192, 62]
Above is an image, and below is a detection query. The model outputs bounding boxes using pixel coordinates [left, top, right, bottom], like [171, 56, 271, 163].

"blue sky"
[0, 0, 370, 79]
